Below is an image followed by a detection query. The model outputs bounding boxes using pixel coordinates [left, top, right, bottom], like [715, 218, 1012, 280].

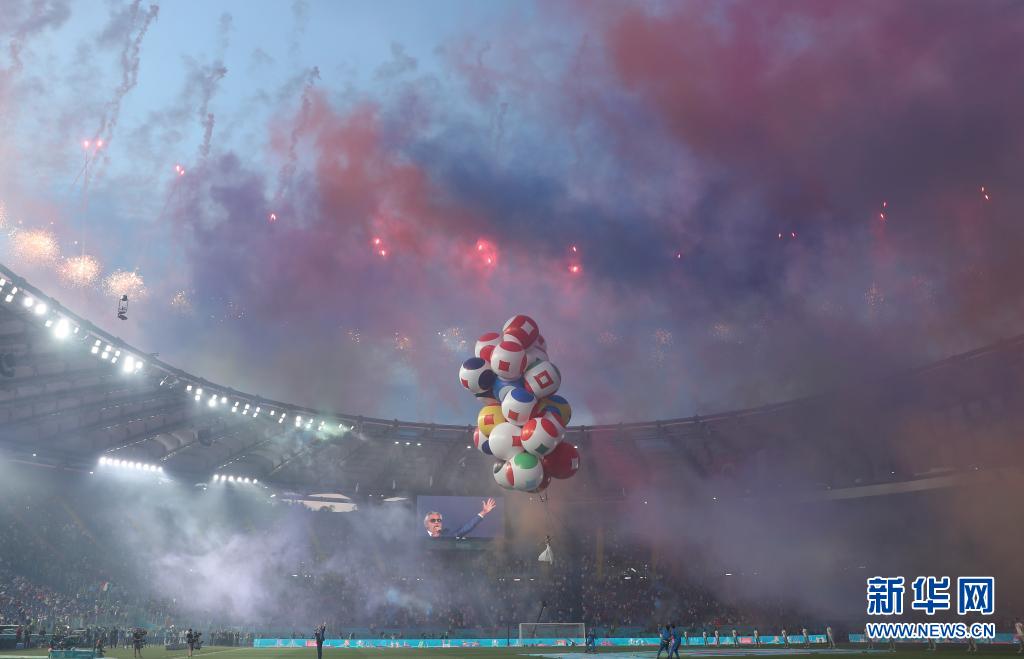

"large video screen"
[416, 495, 505, 540]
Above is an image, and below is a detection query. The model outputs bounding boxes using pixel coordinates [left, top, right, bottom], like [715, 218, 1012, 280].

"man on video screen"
[424, 498, 496, 538]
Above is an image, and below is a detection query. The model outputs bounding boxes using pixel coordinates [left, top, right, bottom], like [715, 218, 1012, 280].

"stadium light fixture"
[33, 302, 47, 316]
[122, 355, 136, 373]
[186, 384, 193, 392]
[44, 319, 53, 327]
[53, 318, 70, 339]
[22, 295, 34, 308]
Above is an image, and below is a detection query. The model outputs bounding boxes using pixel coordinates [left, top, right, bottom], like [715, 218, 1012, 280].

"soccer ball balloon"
[534, 394, 571, 426]
[525, 344, 549, 367]
[459, 356, 497, 394]
[520, 413, 564, 457]
[487, 422, 524, 461]
[541, 441, 580, 479]
[501, 387, 536, 426]
[489, 340, 528, 380]
[477, 404, 505, 437]
[506, 452, 546, 491]
[523, 360, 561, 399]
[503, 315, 540, 349]
[475, 332, 502, 361]
[492, 462, 514, 490]
[492, 376, 524, 403]
[531, 472, 552, 493]
[473, 428, 492, 455]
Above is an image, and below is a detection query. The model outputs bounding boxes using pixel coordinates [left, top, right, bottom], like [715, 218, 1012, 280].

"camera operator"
[186, 629, 196, 657]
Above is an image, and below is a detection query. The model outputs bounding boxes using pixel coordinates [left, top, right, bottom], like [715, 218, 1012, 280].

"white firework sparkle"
[104, 270, 148, 299]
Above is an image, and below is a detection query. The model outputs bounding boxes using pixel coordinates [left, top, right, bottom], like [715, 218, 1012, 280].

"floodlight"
[23, 296, 34, 308]
[53, 318, 70, 339]
[33, 303, 47, 316]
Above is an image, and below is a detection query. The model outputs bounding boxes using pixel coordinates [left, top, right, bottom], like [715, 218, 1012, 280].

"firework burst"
[10, 228, 61, 265]
[711, 322, 736, 342]
[438, 327, 468, 353]
[394, 332, 412, 352]
[865, 282, 885, 309]
[104, 270, 147, 299]
[59, 255, 102, 288]
[170, 290, 194, 314]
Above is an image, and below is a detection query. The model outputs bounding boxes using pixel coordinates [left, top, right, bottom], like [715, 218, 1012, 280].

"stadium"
[3, 2, 1024, 659]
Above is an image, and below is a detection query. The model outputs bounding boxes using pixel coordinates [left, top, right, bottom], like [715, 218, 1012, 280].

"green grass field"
[2, 646, 1023, 659]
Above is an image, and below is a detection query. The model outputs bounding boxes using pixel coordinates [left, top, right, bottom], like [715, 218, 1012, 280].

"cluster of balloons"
[458, 315, 580, 493]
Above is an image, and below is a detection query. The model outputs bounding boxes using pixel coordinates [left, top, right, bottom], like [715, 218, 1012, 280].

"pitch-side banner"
[253, 635, 828, 649]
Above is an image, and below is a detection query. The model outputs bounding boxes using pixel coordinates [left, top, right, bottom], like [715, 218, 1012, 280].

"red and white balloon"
[458, 314, 580, 494]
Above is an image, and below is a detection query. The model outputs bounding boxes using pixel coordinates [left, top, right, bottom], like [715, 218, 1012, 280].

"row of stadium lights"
[4, 275, 432, 456]
[178, 383, 355, 435]
[211, 474, 258, 484]
[1, 278, 146, 376]
[1, 276, 438, 448]
[98, 456, 164, 473]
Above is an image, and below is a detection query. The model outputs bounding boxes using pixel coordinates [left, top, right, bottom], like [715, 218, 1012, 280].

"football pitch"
[1, 647, 1021, 659]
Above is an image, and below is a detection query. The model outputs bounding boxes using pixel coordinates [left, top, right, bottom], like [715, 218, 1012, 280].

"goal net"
[519, 623, 586, 641]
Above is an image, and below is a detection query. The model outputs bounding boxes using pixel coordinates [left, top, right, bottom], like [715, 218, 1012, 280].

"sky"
[2, 0, 1024, 426]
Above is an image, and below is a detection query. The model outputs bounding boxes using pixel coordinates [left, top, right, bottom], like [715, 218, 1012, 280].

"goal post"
[519, 623, 586, 641]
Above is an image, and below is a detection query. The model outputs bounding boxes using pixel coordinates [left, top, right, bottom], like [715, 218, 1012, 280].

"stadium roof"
[2, 261, 1023, 500]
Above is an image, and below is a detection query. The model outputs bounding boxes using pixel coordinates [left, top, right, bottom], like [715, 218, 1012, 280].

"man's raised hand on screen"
[479, 497, 497, 516]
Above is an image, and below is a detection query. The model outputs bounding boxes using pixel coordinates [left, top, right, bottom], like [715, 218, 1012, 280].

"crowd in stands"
[4, 473, 1019, 645]
[0, 480, 822, 641]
